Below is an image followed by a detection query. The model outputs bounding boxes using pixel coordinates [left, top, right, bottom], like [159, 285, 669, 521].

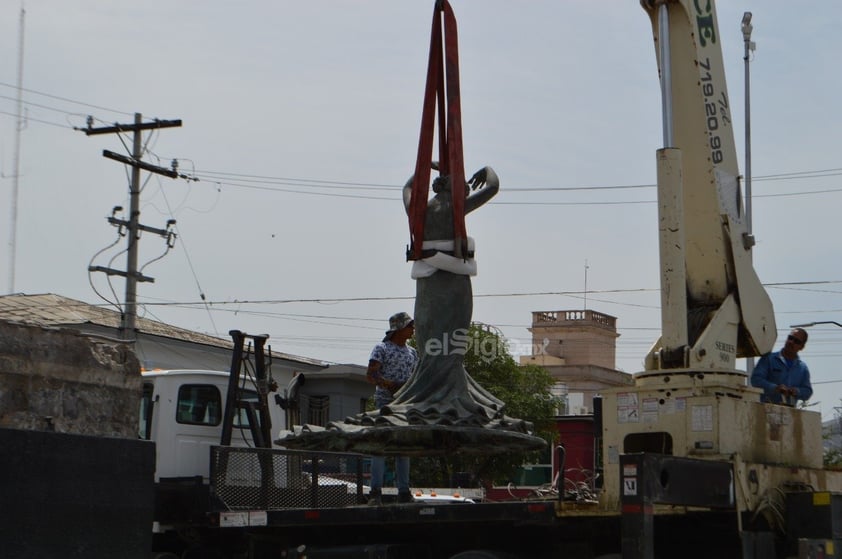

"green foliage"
[824, 446, 842, 469]
[822, 412, 842, 469]
[824, 424, 842, 469]
[410, 324, 561, 488]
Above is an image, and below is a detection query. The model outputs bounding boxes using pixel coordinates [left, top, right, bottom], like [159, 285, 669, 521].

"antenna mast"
[583, 259, 589, 310]
[7, 5, 25, 294]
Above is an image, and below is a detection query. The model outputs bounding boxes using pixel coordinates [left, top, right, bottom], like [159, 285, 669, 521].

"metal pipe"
[658, 3, 673, 147]
[742, 12, 754, 234]
[791, 321, 842, 329]
[742, 12, 755, 375]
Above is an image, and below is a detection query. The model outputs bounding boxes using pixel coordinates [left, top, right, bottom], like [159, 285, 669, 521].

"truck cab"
[139, 369, 287, 482]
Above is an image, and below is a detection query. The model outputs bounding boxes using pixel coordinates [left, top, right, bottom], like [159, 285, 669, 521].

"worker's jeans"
[370, 456, 410, 492]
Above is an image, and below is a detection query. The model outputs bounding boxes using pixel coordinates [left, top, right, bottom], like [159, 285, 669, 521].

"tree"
[410, 323, 561, 488]
[824, 409, 842, 469]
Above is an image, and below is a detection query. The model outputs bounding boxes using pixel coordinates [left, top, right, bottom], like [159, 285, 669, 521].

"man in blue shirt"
[750, 328, 812, 406]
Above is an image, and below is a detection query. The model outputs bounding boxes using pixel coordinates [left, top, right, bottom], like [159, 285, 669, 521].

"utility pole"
[84, 113, 182, 340]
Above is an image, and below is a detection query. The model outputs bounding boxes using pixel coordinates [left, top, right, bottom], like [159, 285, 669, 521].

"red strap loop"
[408, 0, 467, 261]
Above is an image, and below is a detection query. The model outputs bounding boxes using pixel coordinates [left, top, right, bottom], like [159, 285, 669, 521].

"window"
[176, 384, 222, 426]
[624, 432, 673, 455]
[139, 383, 154, 440]
[233, 389, 261, 428]
[307, 395, 330, 427]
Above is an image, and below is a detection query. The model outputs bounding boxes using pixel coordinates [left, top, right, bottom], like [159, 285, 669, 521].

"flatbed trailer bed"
[209, 500, 619, 558]
[148, 446, 760, 559]
[201, 498, 751, 558]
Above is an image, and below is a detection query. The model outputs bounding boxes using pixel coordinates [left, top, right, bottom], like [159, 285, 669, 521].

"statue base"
[276, 423, 546, 457]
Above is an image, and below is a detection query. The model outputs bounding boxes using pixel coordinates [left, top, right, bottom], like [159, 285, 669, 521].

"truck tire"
[449, 551, 521, 559]
[181, 546, 224, 559]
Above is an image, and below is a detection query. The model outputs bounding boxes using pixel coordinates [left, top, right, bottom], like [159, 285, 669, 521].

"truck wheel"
[181, 546, 224, 559]
[449, 551, 521, 559]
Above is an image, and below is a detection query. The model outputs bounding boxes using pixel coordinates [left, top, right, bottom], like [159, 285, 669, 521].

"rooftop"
[0, 292, 326, 368]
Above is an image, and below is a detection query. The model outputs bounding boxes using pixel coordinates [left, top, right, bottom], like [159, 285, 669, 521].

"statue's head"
[432, 175, 468, 198]
[432, 175, 451, 194]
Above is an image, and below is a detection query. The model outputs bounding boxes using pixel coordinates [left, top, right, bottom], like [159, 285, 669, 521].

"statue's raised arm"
[403, 165, 499, 218]
[465, 166, 499, 214]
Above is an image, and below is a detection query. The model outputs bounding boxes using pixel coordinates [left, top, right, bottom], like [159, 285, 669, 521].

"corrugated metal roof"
[0, 293, 326, 367]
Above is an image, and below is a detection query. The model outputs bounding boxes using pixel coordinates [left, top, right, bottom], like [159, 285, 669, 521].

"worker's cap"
[383, 312, 414, 342]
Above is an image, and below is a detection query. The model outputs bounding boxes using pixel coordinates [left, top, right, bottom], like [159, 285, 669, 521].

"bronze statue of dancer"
[276, 0, 544, 454]
[378, 165, 515, 428]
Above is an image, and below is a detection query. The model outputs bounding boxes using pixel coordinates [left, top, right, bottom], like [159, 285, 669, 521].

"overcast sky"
[1, 1, 841, 419]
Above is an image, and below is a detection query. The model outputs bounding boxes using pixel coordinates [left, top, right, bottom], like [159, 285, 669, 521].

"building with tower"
[519, 309, 633, 414]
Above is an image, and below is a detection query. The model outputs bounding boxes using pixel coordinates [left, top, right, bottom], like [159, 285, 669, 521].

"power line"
[191, 167, 842, 193]
[186, 176, 842, 206]
[153, 176, 219, 334]
[195, 169, 398, 190]
[17, 280, 842, 320]
[0, 92, 88, 117]
[1, 83, 841, 204]
[191, 170, 647, 193]
[126, 280, 842, 309]
[2, 85, 842, 212]
[0, 108, 66, 129]
[0, 80, 132, 116]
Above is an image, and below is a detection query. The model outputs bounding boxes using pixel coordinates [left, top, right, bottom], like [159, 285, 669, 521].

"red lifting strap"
[407, 0, 467, 261]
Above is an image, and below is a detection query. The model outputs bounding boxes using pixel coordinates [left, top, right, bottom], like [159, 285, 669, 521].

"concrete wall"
[0, 319, 141, 438]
